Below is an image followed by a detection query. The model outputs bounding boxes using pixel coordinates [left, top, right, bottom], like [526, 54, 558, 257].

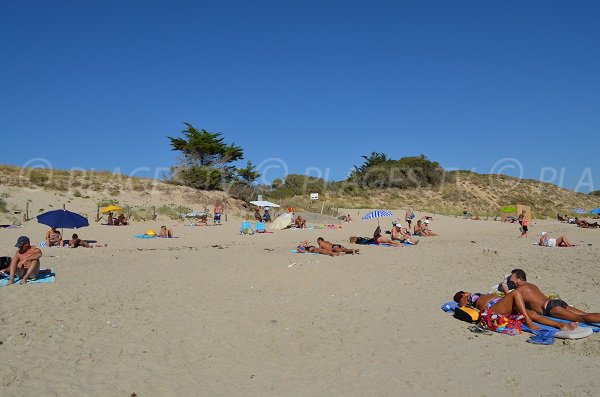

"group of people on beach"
[557, 214, 599, 229]
[454, 268, 600, 332]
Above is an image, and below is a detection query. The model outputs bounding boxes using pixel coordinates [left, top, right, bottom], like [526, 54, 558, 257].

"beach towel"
[0, 270, 55, 287]
[368, 242, 412, 247]
[135, 234, 156, 239]
[441, 301, 598, 343]
[290, 249, 319, 255]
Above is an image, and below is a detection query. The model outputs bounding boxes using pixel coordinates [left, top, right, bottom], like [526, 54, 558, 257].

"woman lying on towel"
[453, 291, 578, 332]
[538, 232, 575, 247]
[297, 240, 338, 256]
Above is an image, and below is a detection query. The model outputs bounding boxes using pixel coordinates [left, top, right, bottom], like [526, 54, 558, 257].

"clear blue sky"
[1, 0, 599, 192]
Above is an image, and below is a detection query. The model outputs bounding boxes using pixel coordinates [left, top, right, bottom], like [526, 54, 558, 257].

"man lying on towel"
[317, 237, 359, 254]
[502, 269, 600, 324]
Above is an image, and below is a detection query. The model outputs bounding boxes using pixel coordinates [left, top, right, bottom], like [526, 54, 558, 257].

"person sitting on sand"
[117, 214, 128, 226]
[7, 236, 46, 285]
[254, 208, 262, 222]
[157, 225, 174, 238]
[297, 240, 338, 256]
[373, 226, 402, 247]
[317, 237, 359, 254]
[538, 232, 574, 247]
[294, 215, 307, 229]
[263, 208, 271, 223]
[421, 219, 438, 236]
[391, 223, 418, 245]
[107, 212, 115, 225]
[454, 289, 578, 331]
[501, 269, 600, 324]
[45, 226, 63, 247]
[68, 233, 107, 248]
[344, 214, 352, 223]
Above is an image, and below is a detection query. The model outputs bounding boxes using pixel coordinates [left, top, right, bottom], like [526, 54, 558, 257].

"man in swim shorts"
[503, 269, 600, 323]
[297, 240, 338, 256]
[317, 237, 359, 254]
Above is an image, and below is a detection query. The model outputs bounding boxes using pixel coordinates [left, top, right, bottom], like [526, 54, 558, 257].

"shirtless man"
[8, 236, 43, 285]
[391, 223, 418, 245]
[373, 226, 402, 247]
[503, 269, 600, 324]
[158, 225, 174, 238]
[317, 237, 359, 254]
[297, 240, 339, 256]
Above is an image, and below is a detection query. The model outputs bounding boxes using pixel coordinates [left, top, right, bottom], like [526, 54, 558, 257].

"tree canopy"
[169, 122, 244, 167]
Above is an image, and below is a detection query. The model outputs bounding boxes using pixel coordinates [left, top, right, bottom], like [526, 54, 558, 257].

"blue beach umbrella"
[37, 209, 89, 229]
[361, 210, 394, 226]
[591, 208, 600, 215]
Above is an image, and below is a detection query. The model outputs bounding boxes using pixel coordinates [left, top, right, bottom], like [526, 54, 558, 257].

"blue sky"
[1, 0, 599, 192]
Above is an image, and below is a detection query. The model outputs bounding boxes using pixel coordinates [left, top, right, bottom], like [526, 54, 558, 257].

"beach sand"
[1, 212, 599, 396]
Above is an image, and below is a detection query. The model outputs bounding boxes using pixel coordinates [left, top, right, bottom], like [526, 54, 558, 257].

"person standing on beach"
[405, 209, 414, 230]
[214, 202, 224, 225]
[519, 215, 529, 238]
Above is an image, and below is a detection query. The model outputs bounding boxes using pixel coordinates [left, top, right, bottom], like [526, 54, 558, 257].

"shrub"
[29, 169, 49, 186]
[73, 190, 82, 198]
[98, 198, 119, 207]
[0, 198, 7, 213]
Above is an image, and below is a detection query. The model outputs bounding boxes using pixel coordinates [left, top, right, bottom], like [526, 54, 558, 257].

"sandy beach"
[1, 210, 599, 396]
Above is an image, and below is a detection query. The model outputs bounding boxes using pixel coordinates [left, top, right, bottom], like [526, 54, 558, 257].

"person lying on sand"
[68, 233, 107, 248]
[453, 290, 577, 331]
[45, 226, 63, 247]
[7, 236, 50, 285]
[157, 226, 174, 238]
[502, 269, 600, 324]
[373, 226, 402, 246]
[317, 237, 358, 254]
[538, 232, 574, 247]
[297, 240, 338, 256]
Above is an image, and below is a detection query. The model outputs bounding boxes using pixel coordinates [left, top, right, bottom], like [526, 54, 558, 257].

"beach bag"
[479, 310, 523, 335]
[0, 256, 11, 268]
[453, 306, 480, 323]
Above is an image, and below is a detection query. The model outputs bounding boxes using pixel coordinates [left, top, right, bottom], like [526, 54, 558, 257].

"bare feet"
[559, 322, 579, 331]
[354, 249, 360, 254]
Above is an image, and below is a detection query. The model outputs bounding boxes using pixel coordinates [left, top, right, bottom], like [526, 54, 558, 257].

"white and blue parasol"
[361, 210, 393, 225]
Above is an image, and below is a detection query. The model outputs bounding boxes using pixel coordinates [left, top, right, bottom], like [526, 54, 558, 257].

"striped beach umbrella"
[573, 208, 587, 214]
[362, 210, 394, 226]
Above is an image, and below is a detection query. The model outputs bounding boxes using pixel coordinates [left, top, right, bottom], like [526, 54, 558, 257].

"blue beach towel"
[135, 234, 156, 239]
[0, 270, 56, 287]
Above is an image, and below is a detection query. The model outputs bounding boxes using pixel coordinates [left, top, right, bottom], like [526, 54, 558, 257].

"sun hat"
[424, 220, 430, 224]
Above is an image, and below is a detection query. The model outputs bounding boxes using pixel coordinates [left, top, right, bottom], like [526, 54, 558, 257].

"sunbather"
[68, 233, 107, 248]
[391, 223, 418, 244]
[317, 237, 358, 254]
[538, 232, 574, 247]
[254, 208, 262, 222]
[502, 269, 600, 324]
[7, 236, 44, 285]
[453, 289, 579, 331]
[373, 226, 402, 246]
[117, 214, 128, 226]
[45, 226, 63, 247]
[297, 240, 338, 256]
[294, 216, 307, 229]
[157, 226, 174, 238]
[263, 209, 271, 223]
